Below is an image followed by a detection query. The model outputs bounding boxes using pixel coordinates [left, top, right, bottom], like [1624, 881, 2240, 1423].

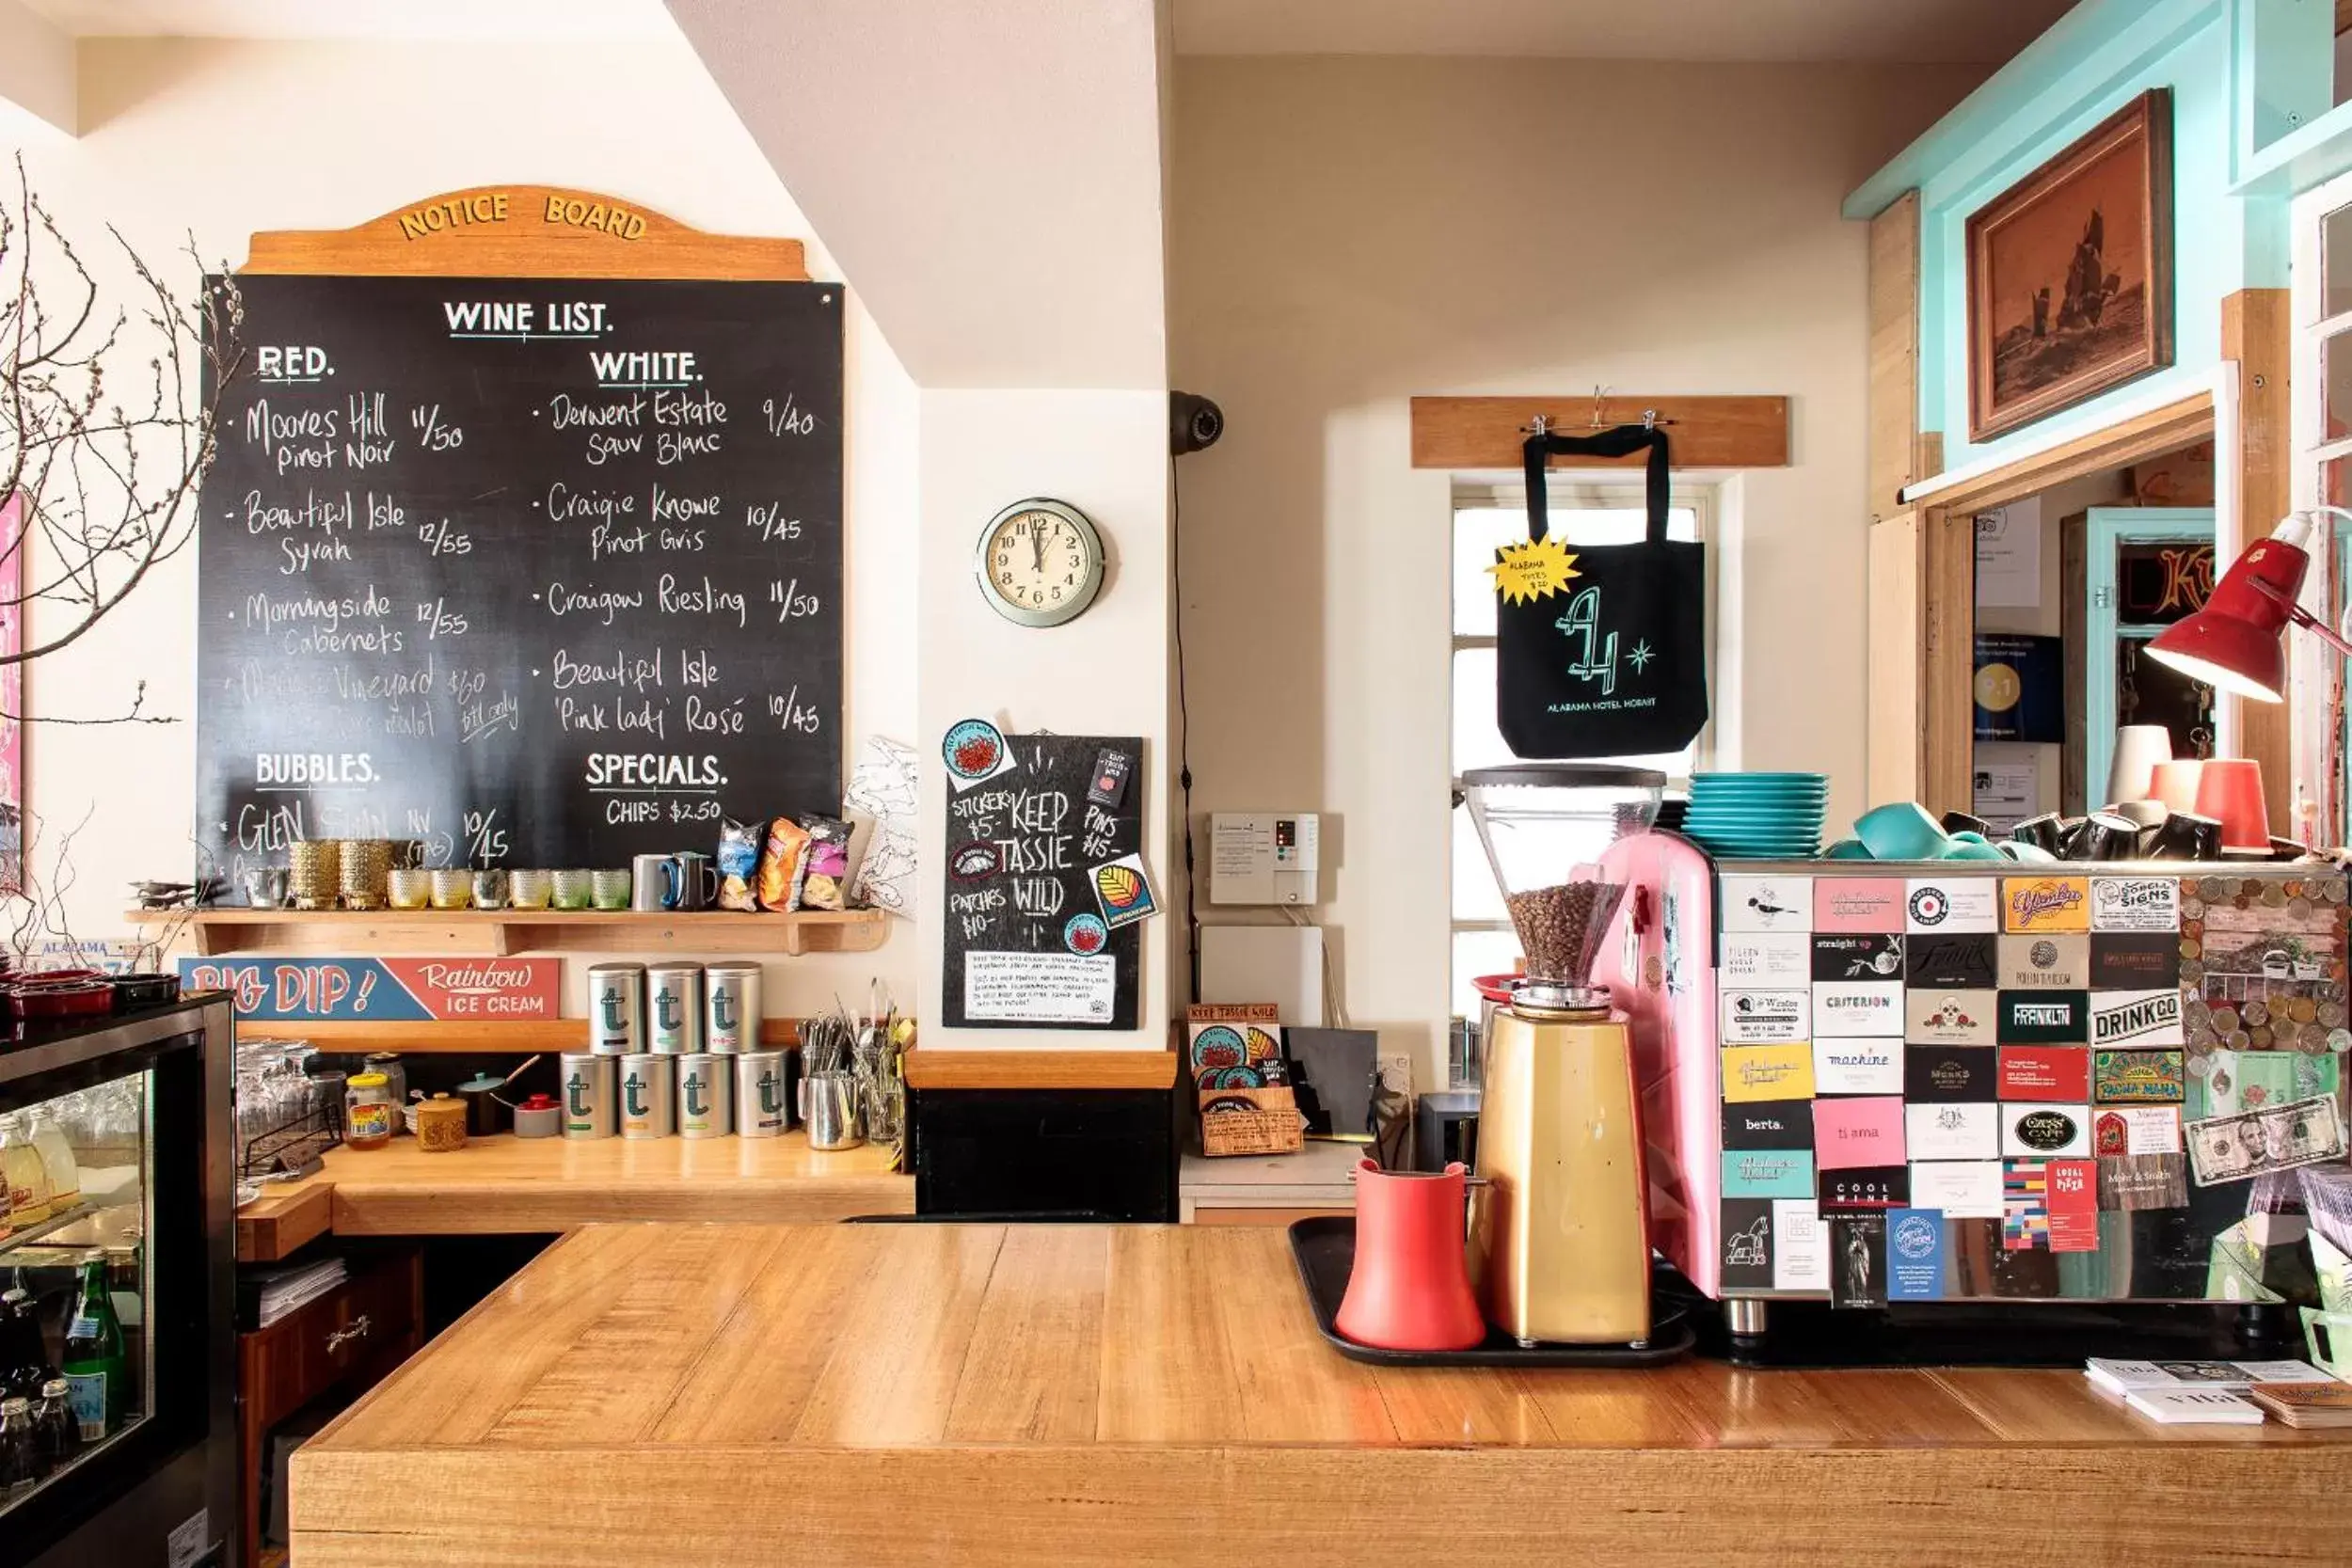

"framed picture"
[1965, 89, 2173, 443]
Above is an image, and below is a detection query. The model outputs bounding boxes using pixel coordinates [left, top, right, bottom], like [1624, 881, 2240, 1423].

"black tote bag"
[1495, 425, 1708, 759]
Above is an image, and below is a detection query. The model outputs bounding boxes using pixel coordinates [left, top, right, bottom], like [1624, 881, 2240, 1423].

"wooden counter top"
[294, 1224, 2352, 1567]
[239, 1133, 909, 1258]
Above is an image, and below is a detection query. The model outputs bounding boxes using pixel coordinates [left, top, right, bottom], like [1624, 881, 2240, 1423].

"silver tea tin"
[735, 1051, 787, 1137]
[646, 962, 704, 1054]
[704, 961, 762, 1053]
[558, 1053, 616, 1140]
[586, 962, 644, 1055]
[677, 1053, 733, 1139]
[618, 1053, 675, 1138]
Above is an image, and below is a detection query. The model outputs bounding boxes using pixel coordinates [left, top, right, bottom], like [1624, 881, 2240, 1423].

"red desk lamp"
[2144, 509, 2352, 702]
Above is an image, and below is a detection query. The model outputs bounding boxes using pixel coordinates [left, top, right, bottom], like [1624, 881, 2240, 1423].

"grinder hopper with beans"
[1459, 764, 1662, 1346]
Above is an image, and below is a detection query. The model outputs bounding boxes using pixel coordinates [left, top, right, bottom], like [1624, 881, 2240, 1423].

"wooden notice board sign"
[942, 734, 1145, 1031]
[198, 188, 841, 877]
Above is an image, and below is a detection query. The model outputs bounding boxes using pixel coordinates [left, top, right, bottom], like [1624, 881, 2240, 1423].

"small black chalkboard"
[941, 733, 1144, 1030]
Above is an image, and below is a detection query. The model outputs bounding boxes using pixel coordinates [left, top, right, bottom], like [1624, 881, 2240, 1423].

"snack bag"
[717, 817, 767, 911]
[794, 815, 853, 911]
[755, 816, 814, 911]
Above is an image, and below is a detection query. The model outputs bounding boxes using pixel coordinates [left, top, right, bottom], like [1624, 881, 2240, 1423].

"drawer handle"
[325, 1314, 373, 1354]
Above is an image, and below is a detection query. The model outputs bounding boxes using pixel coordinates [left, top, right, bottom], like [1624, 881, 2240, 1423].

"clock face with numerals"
[975, 499, 1104, 627]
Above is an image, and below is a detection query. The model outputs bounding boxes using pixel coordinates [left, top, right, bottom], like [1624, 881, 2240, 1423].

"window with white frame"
[2289, 169, 2352, 846]
[1447, 480, 1713, 1020]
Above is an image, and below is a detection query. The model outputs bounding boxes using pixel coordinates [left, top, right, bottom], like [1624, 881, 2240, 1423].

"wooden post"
[2221, 289, 2293, 831]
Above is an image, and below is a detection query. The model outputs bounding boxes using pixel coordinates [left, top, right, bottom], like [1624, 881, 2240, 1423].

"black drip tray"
[1288, 1215, 1694, 1368]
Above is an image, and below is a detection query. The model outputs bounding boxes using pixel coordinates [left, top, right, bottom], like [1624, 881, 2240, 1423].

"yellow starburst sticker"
[1486, 537, 1581, 605]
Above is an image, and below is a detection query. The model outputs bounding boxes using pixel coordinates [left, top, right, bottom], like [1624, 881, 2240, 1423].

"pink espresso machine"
[1593, 830, 2352, 1352]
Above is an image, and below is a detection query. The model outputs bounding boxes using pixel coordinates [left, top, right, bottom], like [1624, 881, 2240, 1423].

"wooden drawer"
[245, 1251, 421, 1434]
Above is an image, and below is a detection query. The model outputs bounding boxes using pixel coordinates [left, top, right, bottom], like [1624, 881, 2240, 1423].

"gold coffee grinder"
[1461, 764, 1661, 1347]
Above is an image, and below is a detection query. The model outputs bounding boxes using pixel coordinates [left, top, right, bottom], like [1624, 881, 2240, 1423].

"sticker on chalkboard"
[943, 719, 1016, 792]
[950, 842, 1000, 881]
[1064, 911, 1109, 955]
[1092, 853, 1158, 928]
[1088, 748, 1134, 808]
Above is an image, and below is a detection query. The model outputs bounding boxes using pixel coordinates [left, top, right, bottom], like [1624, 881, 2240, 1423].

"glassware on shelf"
[27, 1113, 78, 1211]
[0, 1119, 52, 1228]
[0, 1397, 35, 1493]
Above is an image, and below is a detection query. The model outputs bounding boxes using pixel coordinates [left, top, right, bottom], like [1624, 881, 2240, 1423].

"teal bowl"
[1853, 801, 1948, 861]
[1822, 838, 1874, 860]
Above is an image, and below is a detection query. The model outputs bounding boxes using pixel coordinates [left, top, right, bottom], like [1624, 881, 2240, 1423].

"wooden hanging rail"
[1410, 394, 1790, 470]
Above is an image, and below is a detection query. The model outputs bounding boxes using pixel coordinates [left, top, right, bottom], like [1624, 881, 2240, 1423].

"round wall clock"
[974, 498, 1104, 627]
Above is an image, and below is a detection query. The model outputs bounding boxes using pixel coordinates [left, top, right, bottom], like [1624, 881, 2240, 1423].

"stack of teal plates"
[1682, 772, 1827, 859]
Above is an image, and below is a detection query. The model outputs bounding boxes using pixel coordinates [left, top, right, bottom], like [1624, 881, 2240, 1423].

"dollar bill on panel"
[2186, 1096, 2349, 1186]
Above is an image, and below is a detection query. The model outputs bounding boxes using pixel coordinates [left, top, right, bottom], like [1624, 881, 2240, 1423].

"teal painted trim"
[2234, 0, 2334, 172]
[2233, 98, 2352, 197]
[1844, 0, 2225, 220]
[2083, 507, 2216, 805]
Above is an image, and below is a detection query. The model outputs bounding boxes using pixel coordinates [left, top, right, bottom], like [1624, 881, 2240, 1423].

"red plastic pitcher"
[1336, 1160, 1486, 1352]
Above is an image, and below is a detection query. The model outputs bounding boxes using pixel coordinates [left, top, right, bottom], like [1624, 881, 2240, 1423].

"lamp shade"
[2142, 536, 2310, 703]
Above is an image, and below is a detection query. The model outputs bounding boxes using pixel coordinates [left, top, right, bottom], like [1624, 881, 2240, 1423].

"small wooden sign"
[244, 184, 807, 281]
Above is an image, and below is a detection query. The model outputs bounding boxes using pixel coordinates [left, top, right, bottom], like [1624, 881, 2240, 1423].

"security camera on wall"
[1170, 391, 1222, 455]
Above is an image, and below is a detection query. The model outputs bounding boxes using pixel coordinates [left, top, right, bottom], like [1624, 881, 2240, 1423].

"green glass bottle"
[58, 1255, 124, 1442]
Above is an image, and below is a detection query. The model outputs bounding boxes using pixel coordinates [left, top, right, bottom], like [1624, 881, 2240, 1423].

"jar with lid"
[0, 1117, 52, 1227]
[32, 1378, 76, 1476]
[343, 1072, 396, 1150]
[412, 1094, 468, 1153]
[0, 1396, 34, 1492]
[361, 1053, 407, 1133]
[27, 1111, 78, 1209]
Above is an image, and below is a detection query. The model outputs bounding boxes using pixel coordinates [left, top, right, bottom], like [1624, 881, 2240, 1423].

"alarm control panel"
[1209, 813, 1322, 905]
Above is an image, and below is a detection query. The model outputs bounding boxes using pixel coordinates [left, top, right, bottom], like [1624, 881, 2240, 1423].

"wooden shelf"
[127, 908, 890, 958]
[906, 1049, 1176, 1091]
[231, 1018, 802, 1054]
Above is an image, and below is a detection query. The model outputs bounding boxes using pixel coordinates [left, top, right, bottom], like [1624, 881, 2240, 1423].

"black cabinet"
[909, 1088, 1175, 1222]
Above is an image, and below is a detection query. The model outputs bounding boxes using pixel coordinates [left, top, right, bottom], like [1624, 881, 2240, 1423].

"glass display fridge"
[2, 994, 234, 1567]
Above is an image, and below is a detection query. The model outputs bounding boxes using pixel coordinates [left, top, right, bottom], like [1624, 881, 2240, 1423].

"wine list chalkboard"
[196, 272, 842, 878]
[943, 733, 1145, 1031]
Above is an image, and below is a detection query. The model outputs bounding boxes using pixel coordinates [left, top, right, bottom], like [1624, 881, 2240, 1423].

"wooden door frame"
[1906, 393, 2217, 818]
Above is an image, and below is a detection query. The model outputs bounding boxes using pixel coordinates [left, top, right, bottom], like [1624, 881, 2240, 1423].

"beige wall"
[1168, 55, 1984, 1088]
[13, 38, 920, 1013]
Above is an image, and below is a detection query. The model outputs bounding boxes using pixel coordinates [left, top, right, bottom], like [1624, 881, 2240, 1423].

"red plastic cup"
[2194, 758, 2270, 853]
[2149, 758, 2205, 815]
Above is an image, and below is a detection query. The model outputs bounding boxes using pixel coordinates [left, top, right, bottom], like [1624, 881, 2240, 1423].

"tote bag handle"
[1521, 424, 1671, 545]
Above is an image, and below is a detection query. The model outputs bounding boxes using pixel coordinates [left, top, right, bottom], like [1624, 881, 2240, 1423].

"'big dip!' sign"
[196, 193, 842, 877]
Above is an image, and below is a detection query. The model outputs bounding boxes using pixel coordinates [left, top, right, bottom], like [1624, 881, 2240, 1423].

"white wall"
[1168, 55, 1985, 1089]
[11, 37, 920, 1013]
[915, 391, 1172, 1048]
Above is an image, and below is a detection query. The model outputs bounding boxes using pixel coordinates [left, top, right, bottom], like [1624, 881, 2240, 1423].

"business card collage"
[1709, 870, 2351, 1299]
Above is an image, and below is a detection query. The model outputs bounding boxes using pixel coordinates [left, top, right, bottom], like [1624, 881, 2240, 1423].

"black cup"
[2066, 811, 2138, 863]
[2009, 813, 2065, 852]
[2151, 811, 2223, 861]
[1942, 811, 1991, 837]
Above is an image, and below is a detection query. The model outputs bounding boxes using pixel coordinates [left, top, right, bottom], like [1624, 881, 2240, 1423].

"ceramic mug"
[591, 868, 633, 911]
[551, 869, 596, 911]
[386, 868, 432, 911]
[508, 869, 554, 911]
[428, 868, 473, 911]
[1853, 801, 1947, 862]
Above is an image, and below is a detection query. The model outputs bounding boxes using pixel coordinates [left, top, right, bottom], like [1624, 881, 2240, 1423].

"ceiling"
[1171, 0, 2077, 64]
[16, 0, 677, 39]
[21, 0, 2076, 62]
